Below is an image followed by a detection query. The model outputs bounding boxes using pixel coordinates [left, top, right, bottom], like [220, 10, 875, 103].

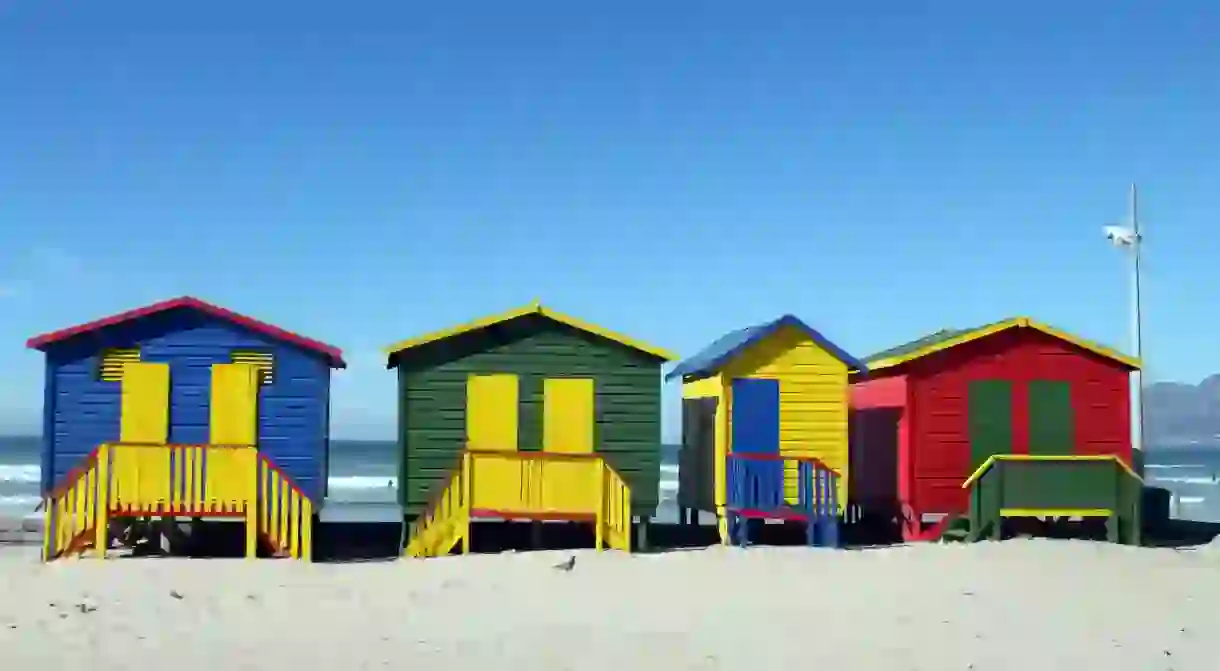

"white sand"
[2, 540, 1219, 670]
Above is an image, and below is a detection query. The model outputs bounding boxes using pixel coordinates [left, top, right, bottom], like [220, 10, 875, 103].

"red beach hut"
[849, 317, 1140, 541]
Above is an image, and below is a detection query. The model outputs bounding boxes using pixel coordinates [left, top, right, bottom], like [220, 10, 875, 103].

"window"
[231, 350, 274, 385]
[98, 348, 140, 382]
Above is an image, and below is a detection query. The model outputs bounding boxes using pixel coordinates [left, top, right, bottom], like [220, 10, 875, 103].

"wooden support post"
[94, 445, 109, 559]
[300, 498, 313, 562]
[245, 449, 258, 559]
[530, 520, 543, 550]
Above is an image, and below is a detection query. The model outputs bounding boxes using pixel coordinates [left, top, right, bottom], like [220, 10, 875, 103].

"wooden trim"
[961, 454, 1142, 489]
[726, 452, 841, 477]
[384, 301, 677, 362]
[1000, 508, 1112, 518]
[469, 509, 598, 522]
[868, 317, 1140, 371]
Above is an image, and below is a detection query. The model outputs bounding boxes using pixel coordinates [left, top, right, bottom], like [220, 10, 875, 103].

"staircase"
[42, 450, 104, 561]
[404, 466, 469, 558]
[42, 443, 314, 561]
[404, 451, 633, 558]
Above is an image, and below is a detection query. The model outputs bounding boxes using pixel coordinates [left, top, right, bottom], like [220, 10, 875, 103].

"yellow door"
[120, 362, 171, 444]
[543, 378, 595, 454]
[466, 374, 519, 451]
[210, 363, 261, 446]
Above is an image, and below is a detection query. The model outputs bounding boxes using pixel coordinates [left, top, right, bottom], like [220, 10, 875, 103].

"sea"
[0, 436, 683, 523]
[1, 436, 1213, 523]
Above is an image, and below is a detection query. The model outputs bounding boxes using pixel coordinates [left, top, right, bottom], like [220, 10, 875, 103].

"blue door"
[731, 378, 780, 454]
[728, 378, 783, 518]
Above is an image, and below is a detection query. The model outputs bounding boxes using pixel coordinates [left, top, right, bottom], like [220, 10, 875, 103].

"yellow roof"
[866, 317, 1140, 372]
[384, 301, 678, 363]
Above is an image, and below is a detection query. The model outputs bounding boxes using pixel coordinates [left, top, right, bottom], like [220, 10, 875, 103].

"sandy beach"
[1, 540, 1218, 670]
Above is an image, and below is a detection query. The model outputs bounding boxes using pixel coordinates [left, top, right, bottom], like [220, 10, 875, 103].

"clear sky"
[2, 2, 1218, 441]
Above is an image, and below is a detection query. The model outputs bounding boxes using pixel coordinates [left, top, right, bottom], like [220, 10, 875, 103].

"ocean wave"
[1145, 463, 1206, 470]
[0, 494, 41, 508]
[1146, 476, 1220, 485]
[328, 475, 397, 490]
[1178, 496, 1207, 504]
[0, 464, 40, 484]
[659, 464, 679, 475]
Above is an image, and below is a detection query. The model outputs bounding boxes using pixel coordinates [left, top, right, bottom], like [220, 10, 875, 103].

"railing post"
[594, 460, 605, 551]
[245, 448, 258, 559]
[94, 445, 110, 559]
[460, 452, 472, 555]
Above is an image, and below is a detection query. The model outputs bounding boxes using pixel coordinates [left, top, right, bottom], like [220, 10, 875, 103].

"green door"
[1028, 380, 1074, 455]
[967, 380, 1013, 470]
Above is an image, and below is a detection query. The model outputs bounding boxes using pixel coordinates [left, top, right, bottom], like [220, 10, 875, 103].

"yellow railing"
[259, 457, 314, 561]
[404, 458, 471, 558]
[598, 462, 632, 552]
[42, 443, 313, 561]
[961, 454, 1142, 489]
[109, 443, 257, 515]
[42, 452, 102, 561]
[404, 450, 633, 558]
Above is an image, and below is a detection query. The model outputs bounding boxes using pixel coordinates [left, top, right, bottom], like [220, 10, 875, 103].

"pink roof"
[25, 296, 346, 368]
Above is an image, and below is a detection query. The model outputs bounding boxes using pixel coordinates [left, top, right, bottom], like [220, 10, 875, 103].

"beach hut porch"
[41, 362, 313, 561]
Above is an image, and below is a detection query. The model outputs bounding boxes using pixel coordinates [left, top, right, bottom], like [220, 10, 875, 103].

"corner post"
[93, 444, 110, 559]
[244, 448, 258, 559]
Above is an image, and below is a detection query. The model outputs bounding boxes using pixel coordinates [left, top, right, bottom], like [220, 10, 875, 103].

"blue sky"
[1, 2, 1218, 441]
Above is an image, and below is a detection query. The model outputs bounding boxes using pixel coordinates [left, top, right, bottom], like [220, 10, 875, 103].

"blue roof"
[665, 315, 866, 381]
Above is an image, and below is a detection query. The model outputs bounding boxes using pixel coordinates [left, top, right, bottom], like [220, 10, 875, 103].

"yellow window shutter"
[543, 378, 595, 453]
[231, 350, 274, 385]
[119, 362, 170, 444]
[466, 374, 519, 451]
[210, 363, 261, 446]
[100, 348, 141, 382]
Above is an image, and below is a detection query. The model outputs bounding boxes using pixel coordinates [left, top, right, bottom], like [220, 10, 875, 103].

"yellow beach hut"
[665, 315, 865, 546]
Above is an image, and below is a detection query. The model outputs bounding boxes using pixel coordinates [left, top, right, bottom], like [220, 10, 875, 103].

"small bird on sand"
[553, 555, 576, 572]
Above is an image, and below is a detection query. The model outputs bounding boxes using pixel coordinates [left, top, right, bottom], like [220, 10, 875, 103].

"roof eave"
[384, 303, 678, 363]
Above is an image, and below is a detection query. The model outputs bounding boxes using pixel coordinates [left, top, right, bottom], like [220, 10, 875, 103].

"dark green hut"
[384, 302, 676, 539]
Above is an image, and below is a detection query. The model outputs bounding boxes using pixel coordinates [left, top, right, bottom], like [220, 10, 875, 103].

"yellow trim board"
[384, 301, 677, 362]
[868, 317, 1140, 372]
[961, 454, 1142, 489]
[1000, 508, 1112, 518]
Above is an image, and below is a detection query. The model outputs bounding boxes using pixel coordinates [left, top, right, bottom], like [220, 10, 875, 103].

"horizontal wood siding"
[398, 317, 663, 517]
[42, 308, 331, 501]
[722, 325, 850, 507]
[908, 328, 1131, 517]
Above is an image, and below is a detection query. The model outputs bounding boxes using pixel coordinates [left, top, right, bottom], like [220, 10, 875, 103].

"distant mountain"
[1145, 375, 1220, 447]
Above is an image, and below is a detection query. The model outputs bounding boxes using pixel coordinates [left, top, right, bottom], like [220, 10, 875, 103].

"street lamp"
[1103, 184, 1144, 473]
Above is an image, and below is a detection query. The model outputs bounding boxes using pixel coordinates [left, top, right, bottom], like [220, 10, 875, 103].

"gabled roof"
[25, 296, 347, 368]
[384, 301, 677, 367]
[665, 315, 865, 382]
[864, 316, 1139, 372]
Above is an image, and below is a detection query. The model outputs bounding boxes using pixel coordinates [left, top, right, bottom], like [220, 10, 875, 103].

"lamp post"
[1103, 184, 1144, 472]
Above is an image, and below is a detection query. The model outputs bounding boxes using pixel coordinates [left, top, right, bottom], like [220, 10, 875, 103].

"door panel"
[967, 380, 1014, 471]
[542, 378, 595, 454]
[730, 378, 780, 454]
[1028, 380, 1074, 455]
[209, 363, 261, 446]
[680, 397, 718, 511]
[120, 362, 171, 444]
[466, 374, 520, 451]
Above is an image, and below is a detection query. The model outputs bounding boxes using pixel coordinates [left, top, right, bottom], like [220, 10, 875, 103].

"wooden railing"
[726, 453, 840, 514]
[725, 453, 841, 547]
[42, 443, 313, 561]
[405, 460, 470, 558]
[404, 449, 634, 558]
[961, 454, 1143, 545]
[258, 456, 314, 560]
[598, 461, 632, 552]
